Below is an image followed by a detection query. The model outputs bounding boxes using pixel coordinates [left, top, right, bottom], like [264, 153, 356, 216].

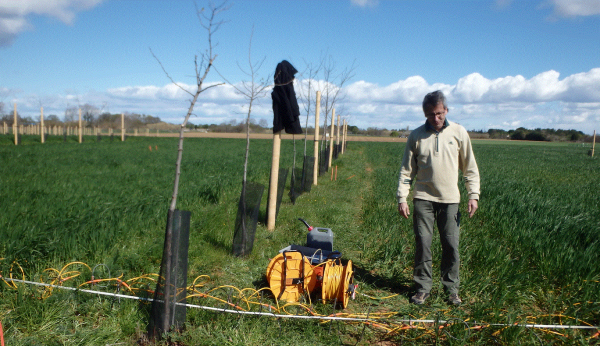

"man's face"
[424, 102, 447, 132]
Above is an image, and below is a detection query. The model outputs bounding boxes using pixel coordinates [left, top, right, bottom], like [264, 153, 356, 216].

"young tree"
[149, 0, 228, 335]
[214, 25, 271, 254]
[221, 27, 270, 187]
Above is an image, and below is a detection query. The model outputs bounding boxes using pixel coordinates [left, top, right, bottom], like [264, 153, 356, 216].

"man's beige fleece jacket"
[397, 120, 480, 204]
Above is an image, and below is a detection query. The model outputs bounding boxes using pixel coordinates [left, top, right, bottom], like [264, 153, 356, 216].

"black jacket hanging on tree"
[271, 60, 303, 134]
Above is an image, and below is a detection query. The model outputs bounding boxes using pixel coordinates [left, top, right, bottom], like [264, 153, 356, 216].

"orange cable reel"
[266, 251, 316, 303]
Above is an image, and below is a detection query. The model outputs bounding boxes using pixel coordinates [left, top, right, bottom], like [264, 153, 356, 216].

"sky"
[1, 0, 599, 134]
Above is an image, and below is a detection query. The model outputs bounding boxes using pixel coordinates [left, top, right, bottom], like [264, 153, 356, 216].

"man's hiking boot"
[448, 293, 462, 306]
[410, 292, 430, 305]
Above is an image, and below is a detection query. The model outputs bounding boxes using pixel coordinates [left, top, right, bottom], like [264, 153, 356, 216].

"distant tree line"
[484, 128, 587, 142]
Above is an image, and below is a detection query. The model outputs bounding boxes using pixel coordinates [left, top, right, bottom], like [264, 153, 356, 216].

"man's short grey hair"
[422, 90, 448, 111]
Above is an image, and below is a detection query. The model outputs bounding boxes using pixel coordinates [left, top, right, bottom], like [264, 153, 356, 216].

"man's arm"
[459, 127, 480, 215]
[397, 135, 416, 198]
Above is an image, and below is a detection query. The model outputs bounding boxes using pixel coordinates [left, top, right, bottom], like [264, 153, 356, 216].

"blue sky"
[1, 0, 599, 133]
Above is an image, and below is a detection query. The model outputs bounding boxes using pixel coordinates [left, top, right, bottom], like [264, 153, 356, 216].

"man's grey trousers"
[412, 199, 461, 295]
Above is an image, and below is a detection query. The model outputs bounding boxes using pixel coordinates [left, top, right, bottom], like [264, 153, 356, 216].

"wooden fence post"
[328, 108, 335, 169]
[267, 131, 282, 231]
[313, 91, 321, 186]
[78, 108, 83, 143]
[336, 112, 340, 150]
[13, 103, 17, 145]
[592, 130, 596, 157]
[341, 119, 346, 154]
[121, 113, 125, 141]
[40, 107, 45, 144]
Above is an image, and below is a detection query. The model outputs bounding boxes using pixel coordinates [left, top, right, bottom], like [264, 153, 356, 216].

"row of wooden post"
[3, 123, 132, 137]
[4, 104, 166, 144]
[267, 90, 349, 230]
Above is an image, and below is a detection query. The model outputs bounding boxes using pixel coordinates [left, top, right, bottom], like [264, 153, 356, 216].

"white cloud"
[0, 0, 102, 47]
[6, 68, 600, 134]
[343, 68, 600, 106]
[548, 0, 600, 17]
[107, 82, 248, 103]
[453, 73, 492, 103]
[345, 76, 433, 103]
[561, 68, 600, 102]
[337, 68, 600, 132]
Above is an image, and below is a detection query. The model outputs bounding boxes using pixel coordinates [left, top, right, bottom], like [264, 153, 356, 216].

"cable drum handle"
[298, 218, 313, 231]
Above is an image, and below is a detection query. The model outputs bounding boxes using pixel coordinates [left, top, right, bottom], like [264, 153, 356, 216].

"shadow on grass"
[259, 208, 267, 225]
[352, 264, 413, 297]
[202, 233, 232, 254]
[252, 274, 270, 292]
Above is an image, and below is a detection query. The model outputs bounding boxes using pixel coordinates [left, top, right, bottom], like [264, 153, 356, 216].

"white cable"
[2, 277, 598, 330]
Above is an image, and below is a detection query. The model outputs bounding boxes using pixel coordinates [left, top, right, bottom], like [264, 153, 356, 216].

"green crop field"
[0, 133, 598, 345]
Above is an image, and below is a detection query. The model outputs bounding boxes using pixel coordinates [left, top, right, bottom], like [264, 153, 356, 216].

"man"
[397, 90, 480, 306]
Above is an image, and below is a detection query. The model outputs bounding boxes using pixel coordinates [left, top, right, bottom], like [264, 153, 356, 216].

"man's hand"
[398, 202, 410, 219]
[467, 199, 478, 218]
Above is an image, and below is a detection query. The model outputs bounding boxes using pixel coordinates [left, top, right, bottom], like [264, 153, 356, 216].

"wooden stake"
[335, 165, 338, 181]
[13, 103, 17, 145]
[267, 131, 282, 230]
[121, 113, 125, 141]
[342, 119, 346, 154]
[313, 91, 321, 186]
[592, 130, 596, 157]
[328, 108, 335, 168]
[40, 107, 45, 144]
[336, 113, 340, 149]
[78, 108, 83, 143]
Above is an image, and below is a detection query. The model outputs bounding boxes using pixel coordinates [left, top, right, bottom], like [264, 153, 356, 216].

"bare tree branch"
[199, 82, 225, 93]
[149, 48, 194, 97]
